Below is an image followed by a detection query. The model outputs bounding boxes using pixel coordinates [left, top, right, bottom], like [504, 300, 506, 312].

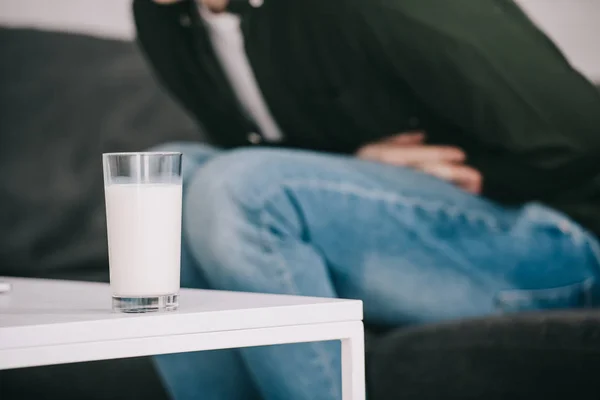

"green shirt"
[135, 0, 600, 236]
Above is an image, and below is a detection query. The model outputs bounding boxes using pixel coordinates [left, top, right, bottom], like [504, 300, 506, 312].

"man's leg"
[148, 142, 261, 400]
[184, 147, 600, 400]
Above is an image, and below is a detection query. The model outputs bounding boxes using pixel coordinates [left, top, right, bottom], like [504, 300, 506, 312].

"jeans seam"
[249, 179, 504, 231]
[497, 277, 596, 300]
[244, 178, 505, 289]
[495, 277, 596, 310]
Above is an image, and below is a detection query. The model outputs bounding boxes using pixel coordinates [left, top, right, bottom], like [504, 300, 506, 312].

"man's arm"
[134, 0, 199, 121]
[133, 0, 232, 138]
[356, 0, 600, 202]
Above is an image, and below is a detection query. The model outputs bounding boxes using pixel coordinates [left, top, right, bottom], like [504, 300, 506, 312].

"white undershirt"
[199, 5, 284, 142]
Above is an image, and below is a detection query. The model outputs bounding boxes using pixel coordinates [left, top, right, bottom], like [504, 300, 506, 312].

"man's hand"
[357, 132, 482, 194]
[153, 0, 229, 13]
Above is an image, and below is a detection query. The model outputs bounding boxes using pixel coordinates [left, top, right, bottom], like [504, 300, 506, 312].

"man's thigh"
[148, 143, 261, 400]
[188, 148, 600, 324]
[148, 142, 219, 288]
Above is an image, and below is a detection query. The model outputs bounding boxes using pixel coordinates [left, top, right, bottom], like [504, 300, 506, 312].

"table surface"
[0, 277, 363, 351]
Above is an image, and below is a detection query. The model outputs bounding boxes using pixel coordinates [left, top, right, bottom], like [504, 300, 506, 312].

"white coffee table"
[0, 277, 365, 399]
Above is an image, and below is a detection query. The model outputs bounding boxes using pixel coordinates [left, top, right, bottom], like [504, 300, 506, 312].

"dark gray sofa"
[0, 27, 190, 400]
[1, 28, 600, 400]
[369, 311, 600, 400]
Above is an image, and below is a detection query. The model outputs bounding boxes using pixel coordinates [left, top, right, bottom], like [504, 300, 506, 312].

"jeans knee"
[181, 148, 308, 286]
[182, 152, 258, 283]
[184, 147, 314, 212]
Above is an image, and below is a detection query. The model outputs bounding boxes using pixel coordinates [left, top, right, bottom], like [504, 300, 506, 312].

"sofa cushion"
[368, 310, 600, 400]
[0, 28, 201, 281]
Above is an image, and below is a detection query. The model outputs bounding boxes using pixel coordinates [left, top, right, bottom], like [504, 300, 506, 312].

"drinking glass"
[103, 152, 182, 313]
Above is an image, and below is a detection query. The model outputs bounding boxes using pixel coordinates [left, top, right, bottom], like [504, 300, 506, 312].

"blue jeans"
[153, 143, 600, 400]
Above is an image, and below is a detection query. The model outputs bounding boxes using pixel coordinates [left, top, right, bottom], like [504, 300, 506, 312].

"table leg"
[341, 321, 366, 400]
[1, 320, 369, 399]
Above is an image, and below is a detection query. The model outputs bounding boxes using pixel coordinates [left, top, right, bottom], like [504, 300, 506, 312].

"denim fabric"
[152, 143, 600, 400]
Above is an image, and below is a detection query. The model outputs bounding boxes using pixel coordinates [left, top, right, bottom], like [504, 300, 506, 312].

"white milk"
[105, 183, 182, 297]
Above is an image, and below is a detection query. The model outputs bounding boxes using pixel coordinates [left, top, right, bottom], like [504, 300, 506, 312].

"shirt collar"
[226, 0, 251, 14]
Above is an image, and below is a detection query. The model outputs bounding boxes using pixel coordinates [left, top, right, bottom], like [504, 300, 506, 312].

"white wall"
[518, 0, 600, 82]
[0, 0, 598, 81]
[0, 0, 135, 40]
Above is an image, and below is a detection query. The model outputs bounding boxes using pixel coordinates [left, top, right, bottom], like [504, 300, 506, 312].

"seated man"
[135, 0, 600, 399]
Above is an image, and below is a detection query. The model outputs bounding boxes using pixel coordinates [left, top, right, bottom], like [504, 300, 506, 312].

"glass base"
[112, 294, 178, 313]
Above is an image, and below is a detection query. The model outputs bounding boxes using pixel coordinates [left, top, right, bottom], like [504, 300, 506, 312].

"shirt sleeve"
[358, 0, 600, 203]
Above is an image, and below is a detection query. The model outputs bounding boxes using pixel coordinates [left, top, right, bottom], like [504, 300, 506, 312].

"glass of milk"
[103, 152, 183, 313]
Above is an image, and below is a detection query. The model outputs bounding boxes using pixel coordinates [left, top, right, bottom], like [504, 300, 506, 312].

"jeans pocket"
[494, 278, 596, 312]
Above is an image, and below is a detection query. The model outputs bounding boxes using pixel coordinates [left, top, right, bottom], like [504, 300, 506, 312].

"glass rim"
[102, 151, 182, 157]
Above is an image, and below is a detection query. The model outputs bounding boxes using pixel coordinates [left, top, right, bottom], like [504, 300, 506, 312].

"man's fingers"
[358, 144, 466, 165]
[370, 145, 466, 166]
[355, 141, 481, 194]
[418, 163, 483, 194]
[385, 132, 425, 146]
